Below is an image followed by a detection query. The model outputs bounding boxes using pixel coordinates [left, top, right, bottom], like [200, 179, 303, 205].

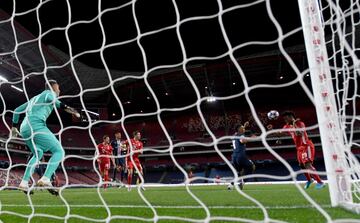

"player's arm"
[110, 146, 116, 168]
[121, 142, 127, 152]
[124, 140, 130, 153]
[110, 140, 116, 151]
[239, 135, 255, 144]
[111, 157, 116, 168]
[11, 101, 29, 137]
[238, 121, 254, 144]
[45, 91, 80, 117]
[293, 120, 304, 136]
[267, 124, 287, 136]
[96, 144, 102, 163]
[243, 121, 250, 128]
[266, 124, 287, 145]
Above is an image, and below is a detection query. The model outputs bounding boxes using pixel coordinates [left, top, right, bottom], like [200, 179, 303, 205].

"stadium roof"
[0, 0, 357, 114]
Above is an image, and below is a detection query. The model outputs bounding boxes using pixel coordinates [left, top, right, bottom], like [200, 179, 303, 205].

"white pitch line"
[0, 204, 332, 209]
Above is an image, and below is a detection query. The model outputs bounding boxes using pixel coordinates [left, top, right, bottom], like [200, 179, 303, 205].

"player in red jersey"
[124, 130, 144, 191]
[97, 135, 116, 189]
[282, 111, 325, 189]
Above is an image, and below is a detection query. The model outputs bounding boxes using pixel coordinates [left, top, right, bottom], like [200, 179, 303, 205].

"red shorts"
[297, 141, 315, 164]
[127, 159, 142, 171]
[98, 159, 110, 173]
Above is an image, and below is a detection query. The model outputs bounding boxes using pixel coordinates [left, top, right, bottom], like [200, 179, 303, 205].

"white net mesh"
[318, 0, 360, 210]
[0, 0, 359, 222]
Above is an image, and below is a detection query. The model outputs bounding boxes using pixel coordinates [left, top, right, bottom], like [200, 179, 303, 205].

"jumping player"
[97, 135, 116, 189]
[228, 122, 256, 190]
[124, 130, 145, 191]
[281, 111, 325, 189]
[11, 80, 80, 195]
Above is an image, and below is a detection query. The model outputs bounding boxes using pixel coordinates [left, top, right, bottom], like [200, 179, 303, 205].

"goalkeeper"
[11, 80, 80, 195]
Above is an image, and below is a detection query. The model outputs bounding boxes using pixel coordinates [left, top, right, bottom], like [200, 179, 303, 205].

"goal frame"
[297, 0, 358, 211]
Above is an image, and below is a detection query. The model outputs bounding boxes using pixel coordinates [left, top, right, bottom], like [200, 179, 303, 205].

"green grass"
[0, 184, 359, 223]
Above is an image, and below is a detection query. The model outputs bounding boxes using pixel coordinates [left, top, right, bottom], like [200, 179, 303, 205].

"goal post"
[298, 0, 360, 212]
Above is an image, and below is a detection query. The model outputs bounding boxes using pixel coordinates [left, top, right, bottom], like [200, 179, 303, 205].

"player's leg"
[242, 158, 255, 176]
[228, 153, 239, 190]
[120, 158, 125, 183]
[307, 143, 323, 185]
[103, 162, 110, 189]
[239, 157, 255, 189]
[20, 138, 44, 194]
[19, 124, 48, 194]
[300, 144, 324, 189]
[98, 159, 104, 178]
[300, 163, 313, 189]
[98, 160, 106, 185]
[136, 161, 145, 191]
[297, 147, 313, 189]
[127, 161, 133, 191]
[112, 158, 118, 182]
[42, 132, 65, 183]
[117, 158, 125, 188]
[304, 161, 324, 189]
[51, 173, 59, 187]
[117, 166, 124, 188]
[135, 161, 143, 184]
[36, 128, 64, 195]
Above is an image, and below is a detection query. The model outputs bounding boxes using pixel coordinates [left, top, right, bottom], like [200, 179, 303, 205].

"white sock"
[20, 180, 28, 187]
[40, 176, 50, 182]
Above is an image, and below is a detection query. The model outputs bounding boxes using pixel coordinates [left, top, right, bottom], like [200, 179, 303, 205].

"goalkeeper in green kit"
[11, 80, 80, 195]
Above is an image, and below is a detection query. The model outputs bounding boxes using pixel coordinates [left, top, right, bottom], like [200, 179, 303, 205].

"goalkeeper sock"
[128, 175, 132, 185]
[19, 180, 29, 187]
[39, 176, 51, 183]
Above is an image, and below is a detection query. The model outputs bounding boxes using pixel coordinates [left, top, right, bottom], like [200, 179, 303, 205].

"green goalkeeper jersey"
[12, 90, 61, 126]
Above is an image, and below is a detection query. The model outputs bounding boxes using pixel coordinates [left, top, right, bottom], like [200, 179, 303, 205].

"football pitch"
[0, 184, 359, 223]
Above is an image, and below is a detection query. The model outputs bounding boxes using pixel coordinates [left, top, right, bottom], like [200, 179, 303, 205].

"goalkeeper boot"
[18, 180, 34, 195]
[140, 185, 146, 191]
[304, 179, 313, 190]
[37, 176, 59, 196]
[315, 182, 325, 190]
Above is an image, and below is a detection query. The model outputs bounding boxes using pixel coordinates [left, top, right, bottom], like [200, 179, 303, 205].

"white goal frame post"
[298, 0, 360, 212]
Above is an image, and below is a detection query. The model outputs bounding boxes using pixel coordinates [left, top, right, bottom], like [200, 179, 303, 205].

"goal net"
[0, 0, 359, 222]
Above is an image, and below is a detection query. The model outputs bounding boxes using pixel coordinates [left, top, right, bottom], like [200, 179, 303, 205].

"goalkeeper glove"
[11, 127, 21, 138]
[62, 103, 80, 118]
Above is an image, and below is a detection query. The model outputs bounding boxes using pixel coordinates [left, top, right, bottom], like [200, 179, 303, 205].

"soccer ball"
[267, 110, 279, 120]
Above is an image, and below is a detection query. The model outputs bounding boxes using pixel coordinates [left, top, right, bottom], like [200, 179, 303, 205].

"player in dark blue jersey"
[228, 122, 255, 190]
